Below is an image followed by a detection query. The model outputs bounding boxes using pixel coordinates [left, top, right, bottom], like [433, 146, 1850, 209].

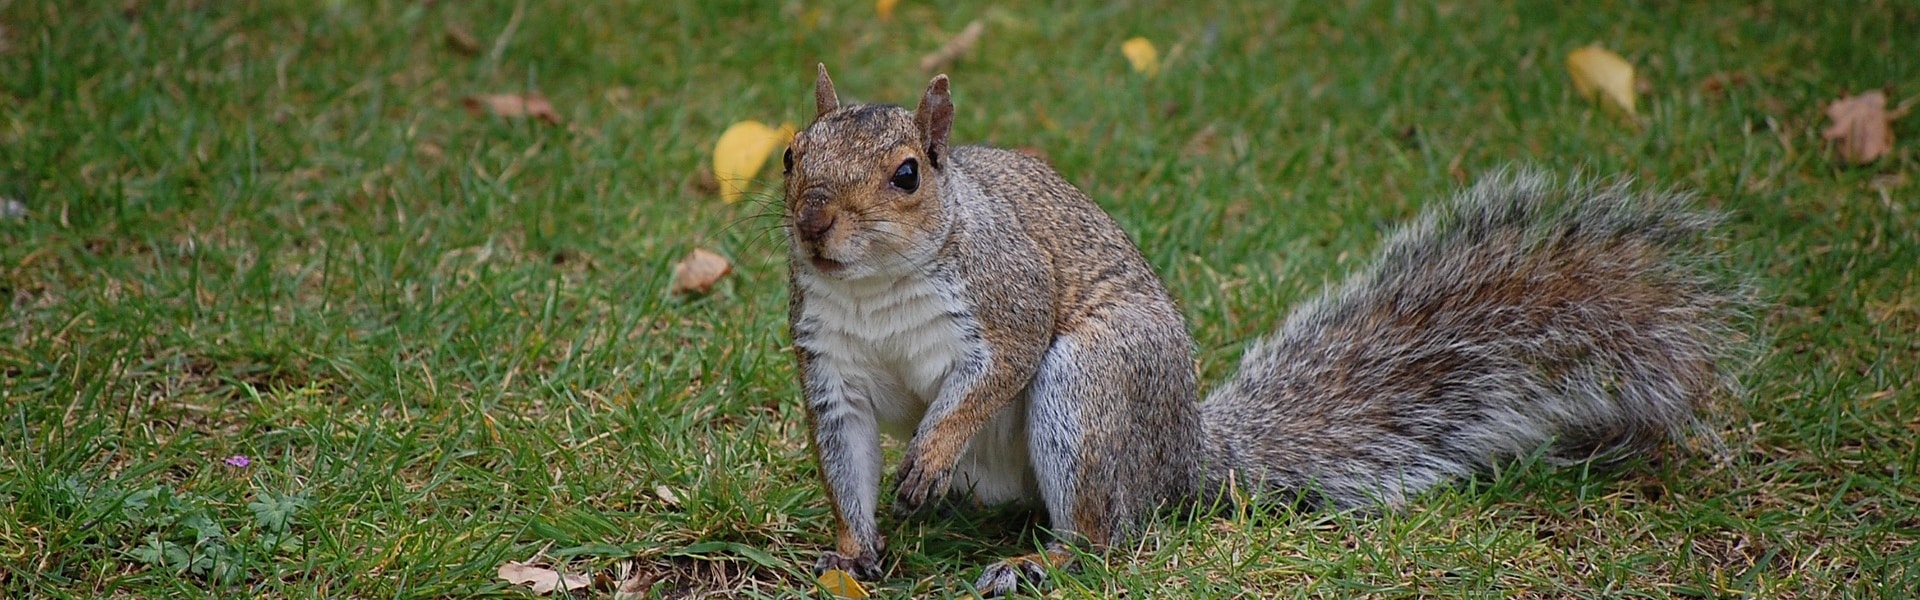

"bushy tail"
[1201, 170, 1748, 509]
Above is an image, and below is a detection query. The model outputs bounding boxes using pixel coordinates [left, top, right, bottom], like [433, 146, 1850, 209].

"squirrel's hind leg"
[972, 329, 1203, 596]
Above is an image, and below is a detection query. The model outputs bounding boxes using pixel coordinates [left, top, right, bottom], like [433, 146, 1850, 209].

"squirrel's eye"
[782, 148, 794, 175]
[890, 158, 919, 192]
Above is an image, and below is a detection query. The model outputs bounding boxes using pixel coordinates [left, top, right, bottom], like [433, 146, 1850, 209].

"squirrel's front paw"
[812, 550, 883, 581]
[890, 454, 954, 518]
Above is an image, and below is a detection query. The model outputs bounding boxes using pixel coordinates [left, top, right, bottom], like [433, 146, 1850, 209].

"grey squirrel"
[778, 64, 1743, 596]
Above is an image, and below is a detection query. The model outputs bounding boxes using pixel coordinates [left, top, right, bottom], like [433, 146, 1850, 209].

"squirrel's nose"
[796, 204, 836, 242]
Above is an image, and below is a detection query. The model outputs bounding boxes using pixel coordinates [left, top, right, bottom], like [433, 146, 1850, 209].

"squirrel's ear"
[915, 74, 953, 169]
[814, 63, 840, 118]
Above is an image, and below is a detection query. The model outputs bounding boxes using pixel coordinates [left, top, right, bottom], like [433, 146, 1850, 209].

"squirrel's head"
[782, 64, 953, 280]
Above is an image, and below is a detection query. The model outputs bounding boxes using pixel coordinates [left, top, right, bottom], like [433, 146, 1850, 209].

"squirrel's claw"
[972, 556, 1050, 597]
[813, 550, 883, 581]
[890, 453, 955, 517]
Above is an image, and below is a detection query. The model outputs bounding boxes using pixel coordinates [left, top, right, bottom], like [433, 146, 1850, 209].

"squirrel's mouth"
[809, 254, 847, 273]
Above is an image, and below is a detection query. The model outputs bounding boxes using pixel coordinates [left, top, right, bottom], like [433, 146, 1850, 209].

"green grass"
[2, 0, 1916, 597]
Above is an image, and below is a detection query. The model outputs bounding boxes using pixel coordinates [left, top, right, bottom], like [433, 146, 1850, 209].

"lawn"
[2, 0, 1916, 598]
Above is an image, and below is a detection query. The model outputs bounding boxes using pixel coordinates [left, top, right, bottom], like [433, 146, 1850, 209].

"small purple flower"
[225, 455, 251, 468]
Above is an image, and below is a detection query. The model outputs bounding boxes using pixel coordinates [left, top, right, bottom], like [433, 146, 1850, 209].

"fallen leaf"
[817, 568, 870, 598]
[671, 249, 732, 296]
[1697, 71, 1750, 96]
[497, 561, 591, 595]
[1122, 37, 1160, 77]
[918, 19, 985, 73]
[612, 568, 657, 600]
[1566, 45, 1636, 116]
[444, 24, 481, 56]
[653, 484, 682, 507]
[1822, 90, 1906, 164]
[875, 0, 900, 20]
[462, 93, 561, 125]
[712, 121, 795, 203]
[690, 166, 720, 196]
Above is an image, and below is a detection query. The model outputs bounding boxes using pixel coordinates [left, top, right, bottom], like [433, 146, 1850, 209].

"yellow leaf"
[712, 120, 795, 203]
[817, 569, 869, 598]
[1122, 37, 1159, 77]
[875, 0, 900, 20]
[1565, 45, 1636, 116]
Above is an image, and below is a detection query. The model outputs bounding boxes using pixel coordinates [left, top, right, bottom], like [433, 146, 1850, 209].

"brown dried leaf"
[919, 19, 985, 73]
[1822, 90, 1905, 164]
[672, 249, 732, 296]
[611, 567, 658, 600]
[497, 561, 592, 595]
[1698, 71, 1749, 96]
[462, 93, 561, 126]
[653, 484, 682, 508]
[690, 166, 720, 196]
[444, 24, 482, 56]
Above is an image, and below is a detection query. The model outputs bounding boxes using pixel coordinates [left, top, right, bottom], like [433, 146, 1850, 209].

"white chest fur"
[795, 270, 1038, 504]
[796, 271, 970, 437]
